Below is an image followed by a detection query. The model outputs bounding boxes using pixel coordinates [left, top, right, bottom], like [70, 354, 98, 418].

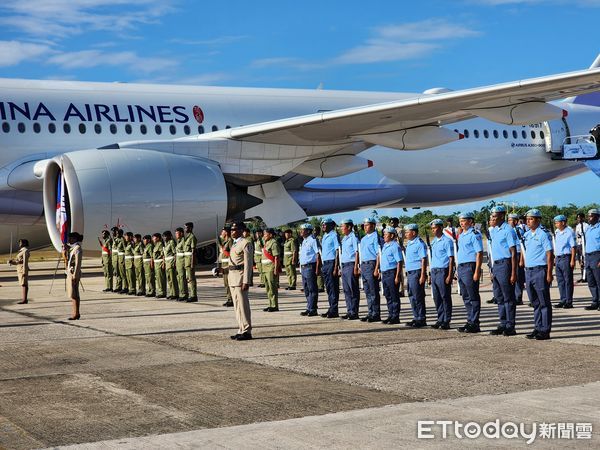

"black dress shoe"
[440, 323, 451, 330]
[387, 317, 400, 324]
[399, 291, 405, 298]
[177, 297, 187, 302]
[554, 303, 565, 309]
[269, 307, 279, 312]
[430, 321, 441, 329]
[136, 291, 145, 296]
[307, 311, 318, 317]
[535, 332, 550, 340]
[348, 315, 359, 320]
[515, 296, 523, 305]
[457, 323, 470, 333]
[326, 313, 339, 318]
[562, 303, 573, 309]
[503, 328, 517, 336]
[288, 286, 296, 290]
[128, 291, 136, 295]
[367, 316, 381, 322]
[318, 289, 325, 293]
[382, 317, 391, 324]
[360, 316, 370, 322]
[489, 326, 506, 335]
[405, 320, 416, 327]
[466, 324, 481, 333]
[119, 289, 129, 294]
[413, 320, 427, 328]
[145, 293, 155, 297]
[17, 300, 28, 304]
[284, 287, 290, 290]
[527, 303, 533, 307]
[525, 329, 538, 339]
[237, 332, 253, 341]
[156, 294, 166, 298]
[186, 297, 198, 303]
[341, 314, 350, 319]
[102, 288, 113, 292]
[68, 315, 80, 320]
[300, 310, 310, 316]
[264, 307, 272, 312]
[230, 334, 241, 340]
[223, 300, 233, 307]
[258, 284, 265, 288]
[577, 278, 584, 283]
[486, 298, 497, 304]
[584, 304, 599, 310]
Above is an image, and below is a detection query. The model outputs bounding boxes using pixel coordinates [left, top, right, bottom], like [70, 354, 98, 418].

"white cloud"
[335, 42, 439, 65]
[377, 19, 480, 42]
[0, 40, 51, 67]
[46, 50, 176, 73]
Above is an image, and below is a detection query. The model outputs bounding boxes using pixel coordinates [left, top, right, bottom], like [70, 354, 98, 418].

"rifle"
[398, 230, 406, 297]
[580, 223, 587, 282]
[482, 220, 493, 282]
[450, 226, 460, 295]
[424, 230, 433, 296]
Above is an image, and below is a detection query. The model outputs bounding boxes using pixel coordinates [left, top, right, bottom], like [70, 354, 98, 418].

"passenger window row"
[0, 122, 229, 135]
[456, 128, 545, 140]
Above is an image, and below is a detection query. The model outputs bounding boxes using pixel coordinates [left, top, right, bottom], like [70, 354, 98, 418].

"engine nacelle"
[43, 149, 228, 251]
[471, 102, 567, 126]
[355, 126, 463, 150]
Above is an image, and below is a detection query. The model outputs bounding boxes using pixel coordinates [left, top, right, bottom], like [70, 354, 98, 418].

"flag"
[56, 169, 68, 244]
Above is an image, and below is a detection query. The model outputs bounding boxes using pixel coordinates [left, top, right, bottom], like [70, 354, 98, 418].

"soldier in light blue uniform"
[320, 218, 340, 318]
[340, 218, 360, 320]
[583, 208, 600, 311]
[553, 214, 576, 309]
[299, 223, 321, 316]
[376, 227, 403, 324]
[489, 205, 518, 336]
[429, 219, 455, 329]
[403, 223, 428, 328]
[456, 212, 483, 333]
[359, 217, 382, 322]
[508, 213, 526, 305]
[522, 209, 554, 340]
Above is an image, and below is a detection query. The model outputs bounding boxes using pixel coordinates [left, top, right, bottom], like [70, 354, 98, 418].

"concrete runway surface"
[1, 258, 600, 449]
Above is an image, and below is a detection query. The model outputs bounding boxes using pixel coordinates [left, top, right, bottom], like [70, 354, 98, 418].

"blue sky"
[0, 0, 599, 217]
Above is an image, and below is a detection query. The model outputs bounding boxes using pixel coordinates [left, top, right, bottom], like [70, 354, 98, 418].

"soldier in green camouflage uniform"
[133, 234, 145, 296]
[142, 235, 155, 297]
[123, 232, 136, 295]
[111, 227, 122, 293]
[254, 229, 265, 288]
[152, 233, 165, 298]
[100, 230, 113, 292]
[117, 228, 128, 294]
[313, 227, 325, 292]
[218, 225, 233, 307]
[283, 229, 298, 290]
[184, 222, 198, 303]
[261, 228, 281, 312]
[162, 230, 178, 300]
[175, 227, 188, 301]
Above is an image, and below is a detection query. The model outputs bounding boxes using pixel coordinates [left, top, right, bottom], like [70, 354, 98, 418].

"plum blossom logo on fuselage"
[193, 105, 204, 124]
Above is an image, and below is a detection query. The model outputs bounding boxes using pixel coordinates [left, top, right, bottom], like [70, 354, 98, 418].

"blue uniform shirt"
[490, 221, 517, 261]
[405, 237, 428, 271]
[341, 233, 359, 264]
[585, 222, 600, 253]
[457, 227, 483, 264]
[430, 234, 454, 269]
[359, 231, 380, 262]
[554, 226, 575, 256]
[380, 241, 403, 272]
[523, 228, 553, 267]
[299, 235, 320, 265]
[320, 230, 340, 261]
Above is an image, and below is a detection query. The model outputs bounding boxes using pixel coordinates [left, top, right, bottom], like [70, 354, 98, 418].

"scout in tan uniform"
[111, 227, 122, 292]
[9, 239, 30, 304]
[283, 229, 298, 290]
[98, 230, 113, 292]
[123, 232, 136, 295]
[66, 232, 83, 320]
[142, 235, 155, 297]
[175, 227, 188, 301]
[133, 234, 145, 296]
[152, 233, 166, 298]
[162, 230, 178, 300]
[183, 222, 198, 302]
[229, 222, 253, 340]
[261, 228, 281, 312]
[117, 228, 128, 294]
[218, 226, 233, 307]
[254, 229, 265, 287]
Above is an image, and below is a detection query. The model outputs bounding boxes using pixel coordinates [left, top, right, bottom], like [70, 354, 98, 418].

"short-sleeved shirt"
[554, 226, 576, 256]
[457, 227, 483, 264]
[430, 234, 454, 269]
[320, 230, 340, 261]
[380, 241, 403, 272]
[283, 238, 298, 265]
[341, 233, 359, 264]
[585, 222, 600, 253]
[405, 237, 428, 272]
[490, 221, 517, 261]
[523, 229, 553, 267]
[299, 235, 320, 265]
[261, 238, 280, 270]
[359, 231, 380, 262]
[575, 223, 589, 246]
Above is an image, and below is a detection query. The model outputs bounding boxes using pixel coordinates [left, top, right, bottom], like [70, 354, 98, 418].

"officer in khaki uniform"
[123, 232, 136, 295]
[283, 229, 298, 290]
[163, 230, 178, 300]
[133, 234, 145, 296]
[117, 228, 128, 294]
[152, 233, 166, 298]
[99, 230, 113, 292]
[229, 222, 253, 340]
[184, 222, 198, 303]
[175, 227, 188, 301]
[218, 226, 233, 307]
[66, 232, 83, 320]
[261, 228, 281, 312]
[142, 235, 155, 297]
[9, 238, 30, 304]
[111, 227, 122, 293]
[254, 229, 265, 287]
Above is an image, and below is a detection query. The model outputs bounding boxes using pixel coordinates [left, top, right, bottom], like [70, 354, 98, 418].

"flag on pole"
[56, 169, 68, 244]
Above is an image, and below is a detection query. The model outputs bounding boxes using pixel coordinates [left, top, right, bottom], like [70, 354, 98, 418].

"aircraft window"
[463, 129, 469, 138]
[125, 124, 132, 135]
[198, 125, 204, 134]
[94, 124, 102, 134]
[110, 124, 117, 134]
[78, 123, 86, 134]
[140, 124, 147, 135]
[48, 123, 56, 134]
[63, 123, 71, 134]
[540, 131, 545, 139]
[473, 129, 479, 138]
[169, 125, 177, 135]
[512, 130, 518, 139]
[503, 130, 508, 139]
[1, 122, 9, 133]
[17, 122, 25, 133]
[531, 130, 536, 139]
[155, 124, 162, 135]
[483, 130, 489, 139]
[33, 123, 41, 133]
[183, 125, 191, 135]
[226, 125, 231, 129]
[493, 130, 499, 138]
[521, 130, 527, 139]
[212, 125, 218, 132]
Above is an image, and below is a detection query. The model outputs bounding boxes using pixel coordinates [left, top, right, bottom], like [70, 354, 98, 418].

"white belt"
[261, 259, 273, 264]
[143, 258, 152, 262]
[134, 255, 143, 259]
[125, 256, 134, 260]
[221, 257, 230, 263]
[184, 252, 193, 256]
[118, 252, 124, 256]
[153, 258, 163, 263]
[284, 251, 293, 255]
[165, 256, 175, 261]
[255, 251, 262, 255]
[176, 253, 185, 257]
[102, 251, 109, 255]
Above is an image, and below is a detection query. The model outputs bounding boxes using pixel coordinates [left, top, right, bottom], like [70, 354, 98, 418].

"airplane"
[1, 55, 600, 261]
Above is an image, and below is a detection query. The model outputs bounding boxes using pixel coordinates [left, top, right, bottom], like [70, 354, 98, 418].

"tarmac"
[1, 257, 600, 449]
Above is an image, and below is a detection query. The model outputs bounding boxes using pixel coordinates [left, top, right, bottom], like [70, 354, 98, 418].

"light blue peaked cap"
[321, 217, 335, 224]
[300, 223, 313, 230]
[491, 205, 507, 213]
[508, 213, 520, 220]
[430, 219, 444, 226]
[383, 226, 397, 234]
[459, 212, 474, 219]
[405, 223, 419, 231]
[526, 208, 542, 218]
[340, 218, 354, 225]
[363, 217, 376, 224]
[553, 214, 567, 222]
[588, 208, 600, 216]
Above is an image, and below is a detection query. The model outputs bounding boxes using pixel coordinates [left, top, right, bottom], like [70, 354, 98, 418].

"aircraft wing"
[214, 67, 600, 146]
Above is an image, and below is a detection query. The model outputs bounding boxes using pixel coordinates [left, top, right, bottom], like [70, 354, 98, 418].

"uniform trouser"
[125, 262, 135, 293]
[382, 269, 400, 319]
[492, 258, 516, 329]
[154, 266, 166, 296]
[185, 257, 197, 298]
[285, 263, 297, 288]
[223, 269, 232, 301]
[231, 284, 252, 333]
[322, 260, 339, 314]
[407, 269, 426, 321]
[457, 262, 481, 324]
[586, 252, 600, 306]
[263, 267, 278, 308]
[102, 256, 113, 289]
[118, 257, 128, 290]
[555, 255, 574, 305]
[525, 265, 552, 333]
[317, 273, 324, 290]
[514, 257, 526, 300]
[165, 265, 178, 297]
[134, 261, 144, 293]
[66, 272, 80, 301]
[341, 263, 360, 316]
[431, 267, 452, 324]
[112, 255, 121, 290]
[176, 260, 188, 298]
[301, 263, 318, 312]
[144, 262, 155, 295]
[256, 260, 264, 285]
[361, 260, 380, 318]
